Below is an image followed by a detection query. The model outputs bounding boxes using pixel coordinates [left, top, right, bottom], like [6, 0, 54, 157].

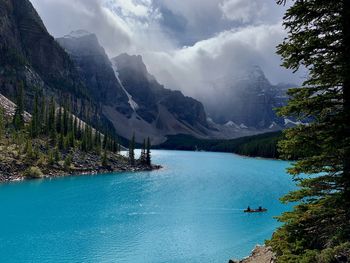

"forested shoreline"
[0, 87, 157, 182]
[156, 132, 283, 159]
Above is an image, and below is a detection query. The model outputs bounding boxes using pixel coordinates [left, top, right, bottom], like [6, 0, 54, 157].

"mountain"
[0, 0, 115, 135]
[56, 31, 132, 116]
[0, 0, 85, 99]
[57, 31, 211, 144]
[112, 54, 209, 130]
[200, 66, 292, 129]
[108, 53, 212, 144]
[0, 0, 290, 144]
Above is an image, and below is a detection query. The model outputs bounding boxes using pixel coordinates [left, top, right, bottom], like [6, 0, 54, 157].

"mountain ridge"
[57, 31, 213, 144]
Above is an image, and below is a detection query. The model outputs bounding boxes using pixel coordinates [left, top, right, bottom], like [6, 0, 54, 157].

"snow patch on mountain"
[111, 62, 139, 112]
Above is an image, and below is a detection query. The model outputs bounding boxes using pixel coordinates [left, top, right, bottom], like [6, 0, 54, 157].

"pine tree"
[13, 82, 24, 131]
[58, 132, 64, 150]
[267, 0, 350, 261]
[146, 137, 151, 166]
[140, 139, 146, 165]
[54, 147, 60, 162]
[129, 133, 135, 165]
[102, 133, 107, 150]
[48, 149, 54, 165]
[73, 116, 78, 140]
[101, 148, 108, 167]
[63, 105, 68, 136]
[81, 126, 87, 152]
[64, 154, 72, 170]
[30, 93, 39, 138]
[112, 140, 118, 153]
[40, 95, 46, 135]
[48, 97, 56, 139]
[94, 131, 101, 153]
[25, 139, 34, 159]
[56, 107, 62, 134]
[0, 105, 5, 140]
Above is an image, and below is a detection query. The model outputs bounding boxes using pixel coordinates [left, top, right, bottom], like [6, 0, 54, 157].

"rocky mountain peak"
[113, 53, 148, 77]
[56, 31, 132, 114]
[58, 30, 105, 57]
[246, 65, 267, 81]
[63, 30, 94, 39]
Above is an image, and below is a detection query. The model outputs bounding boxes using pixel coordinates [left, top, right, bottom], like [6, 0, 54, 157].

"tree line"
[266, 0, 350, 262]
[11, 83, 121, 155]
[128, 133, 152, 166]
[0, 83, 153, 168]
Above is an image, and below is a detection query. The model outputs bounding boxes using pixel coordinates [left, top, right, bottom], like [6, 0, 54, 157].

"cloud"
[143, 23, 301, 99]
[30, 0, 301, 109]
[219, 0, 267, 23]
[31, 0, 132, 54]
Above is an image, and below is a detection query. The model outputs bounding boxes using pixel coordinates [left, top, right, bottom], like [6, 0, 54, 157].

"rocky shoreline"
[229, 246, 275, 263]
[0, 143, 161, 183]
[0, 163, 162, 183]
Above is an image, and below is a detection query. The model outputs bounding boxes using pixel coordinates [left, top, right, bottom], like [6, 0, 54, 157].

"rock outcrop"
[57, 31, 132, 116]
[229, 246, 275, 263]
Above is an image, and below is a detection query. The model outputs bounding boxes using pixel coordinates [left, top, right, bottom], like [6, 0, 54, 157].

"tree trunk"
[342, 0, 350, 220]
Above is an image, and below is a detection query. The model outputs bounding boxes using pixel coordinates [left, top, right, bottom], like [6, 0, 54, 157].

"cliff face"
[0, 0, 86, 98]
[113, 53, 208, 128]
[57, 31, 132, 116]
[0, 0, 116, 136]
[110, 53, 210, 143]
[56, 31, 211, 143]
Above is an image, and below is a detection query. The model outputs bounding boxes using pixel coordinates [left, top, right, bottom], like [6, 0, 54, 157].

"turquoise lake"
[0, 150, 295, 262]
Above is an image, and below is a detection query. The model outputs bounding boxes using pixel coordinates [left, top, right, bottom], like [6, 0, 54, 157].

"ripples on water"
[0, 150, 295, 262]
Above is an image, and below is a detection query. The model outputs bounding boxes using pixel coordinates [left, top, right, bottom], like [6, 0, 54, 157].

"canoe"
[244, 208, 267, 213]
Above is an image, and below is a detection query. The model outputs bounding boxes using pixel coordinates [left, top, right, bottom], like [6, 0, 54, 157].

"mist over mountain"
[198, 65, 292, 128]
[57, 31, 212, 144]
[0, 0, 297, 146]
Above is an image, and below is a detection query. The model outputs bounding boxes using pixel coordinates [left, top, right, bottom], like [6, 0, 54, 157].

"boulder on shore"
[229, 246, 275, 263]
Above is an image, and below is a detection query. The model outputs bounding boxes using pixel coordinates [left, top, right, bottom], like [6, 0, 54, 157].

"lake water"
[0, 150, 295, 262]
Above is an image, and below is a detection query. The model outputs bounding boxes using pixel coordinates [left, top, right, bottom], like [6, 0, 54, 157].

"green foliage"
[64, 154, 73, 170]
[129, 133, 135, 165]
[48, 97, 56, 139]
[30, 92, 39, 138]
[0, 105, 5, 139]
[157, 132, 282, 159]
[24, 140, 34, 159]
[12, 82, 25, 131]
[140, 139, 146, 165]
[268, 0, 350, 261]
[146, 137, 151, 166]
[58, 133, 65, 150]
[23, 166, 43, 179]
[48, 149, 54, 165]
[1, 84, 124, 179]
[101, 149, 108, 167]
[54, 147, 60, 162]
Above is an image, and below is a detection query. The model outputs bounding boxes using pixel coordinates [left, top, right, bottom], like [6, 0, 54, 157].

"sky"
[30, 0, 304, 99]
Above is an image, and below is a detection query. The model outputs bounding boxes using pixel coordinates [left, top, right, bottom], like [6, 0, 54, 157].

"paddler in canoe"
[244, 206, 267, 213]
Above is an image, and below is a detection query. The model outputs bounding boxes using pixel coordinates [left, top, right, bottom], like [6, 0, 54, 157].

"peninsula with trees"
[0, 89, 158, 183]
